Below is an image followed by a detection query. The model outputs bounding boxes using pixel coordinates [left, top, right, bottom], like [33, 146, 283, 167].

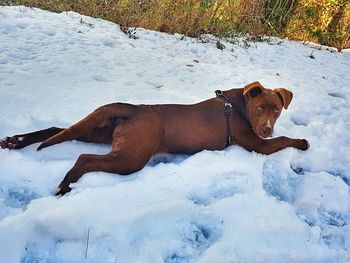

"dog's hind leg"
[55, 109, 162, 196]
[55, 150, 150, 195]
[0, 127, 64, 149]
[0, 126, 113, 150]
[37, 103, 138, 151]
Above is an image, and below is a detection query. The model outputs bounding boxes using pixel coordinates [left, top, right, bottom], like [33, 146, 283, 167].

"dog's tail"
[37, 103, 138, 151]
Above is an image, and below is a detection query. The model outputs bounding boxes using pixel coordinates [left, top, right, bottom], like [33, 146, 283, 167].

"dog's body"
[0, 82, 309, 195]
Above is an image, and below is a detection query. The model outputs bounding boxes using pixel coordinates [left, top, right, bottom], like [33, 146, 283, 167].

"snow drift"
[0, 6, 350, 263]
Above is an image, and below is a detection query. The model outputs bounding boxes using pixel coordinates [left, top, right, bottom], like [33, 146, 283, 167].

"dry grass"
[2, 0, 350, 50]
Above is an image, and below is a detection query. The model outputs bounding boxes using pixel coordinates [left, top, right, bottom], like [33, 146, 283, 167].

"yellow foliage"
[3, 0, 350, 50]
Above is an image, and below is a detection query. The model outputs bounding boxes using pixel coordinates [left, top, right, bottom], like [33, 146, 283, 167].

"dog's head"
[243, 81, 293, 138]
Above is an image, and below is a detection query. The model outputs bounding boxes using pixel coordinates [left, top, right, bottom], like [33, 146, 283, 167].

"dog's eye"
[257, 106, 263, 111]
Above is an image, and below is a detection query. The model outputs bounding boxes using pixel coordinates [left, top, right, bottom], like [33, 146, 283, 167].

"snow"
[0, 6, 350, 263]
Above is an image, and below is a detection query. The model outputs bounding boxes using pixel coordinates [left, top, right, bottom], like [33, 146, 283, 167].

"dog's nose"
[261, 126, 272, 137]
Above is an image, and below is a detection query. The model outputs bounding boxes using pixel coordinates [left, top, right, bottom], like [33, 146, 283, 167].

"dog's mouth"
[258, 133, 273, 139]
[253, 127, 273, 139]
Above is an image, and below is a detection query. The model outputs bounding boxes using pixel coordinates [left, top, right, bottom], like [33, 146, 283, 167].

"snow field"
[0, 6, 350, 263]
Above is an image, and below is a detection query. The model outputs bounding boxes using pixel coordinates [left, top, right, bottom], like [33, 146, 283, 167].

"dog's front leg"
[247, 136, 309, 155]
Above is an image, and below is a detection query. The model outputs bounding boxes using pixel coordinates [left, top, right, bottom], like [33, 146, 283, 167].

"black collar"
[215, 90, 233, 147]
[215, 90, 246, 147]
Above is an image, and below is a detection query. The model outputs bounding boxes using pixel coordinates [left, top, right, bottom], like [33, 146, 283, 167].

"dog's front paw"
[295, 139, 310, 151]
[0, 136, 20, 149]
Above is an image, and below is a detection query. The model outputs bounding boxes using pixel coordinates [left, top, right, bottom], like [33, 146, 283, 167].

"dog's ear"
[243, 81, 264, 97]
[273, 88, 293, 109]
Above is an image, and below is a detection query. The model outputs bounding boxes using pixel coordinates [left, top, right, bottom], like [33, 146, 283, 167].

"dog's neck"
[224, 88, 247, 119]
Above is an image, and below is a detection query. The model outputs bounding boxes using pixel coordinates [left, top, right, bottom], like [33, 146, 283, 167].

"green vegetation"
[2, 0, 350, 50]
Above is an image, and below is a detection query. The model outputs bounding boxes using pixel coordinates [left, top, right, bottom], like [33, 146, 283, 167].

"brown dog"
[0, 81, 309, 195]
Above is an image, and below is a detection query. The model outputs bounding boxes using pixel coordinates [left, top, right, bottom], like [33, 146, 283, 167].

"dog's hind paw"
[0, 136, 20, 149]
[55, 184, 72, 196]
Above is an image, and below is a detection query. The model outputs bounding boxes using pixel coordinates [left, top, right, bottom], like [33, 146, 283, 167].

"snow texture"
[0, 6, 350, 263]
